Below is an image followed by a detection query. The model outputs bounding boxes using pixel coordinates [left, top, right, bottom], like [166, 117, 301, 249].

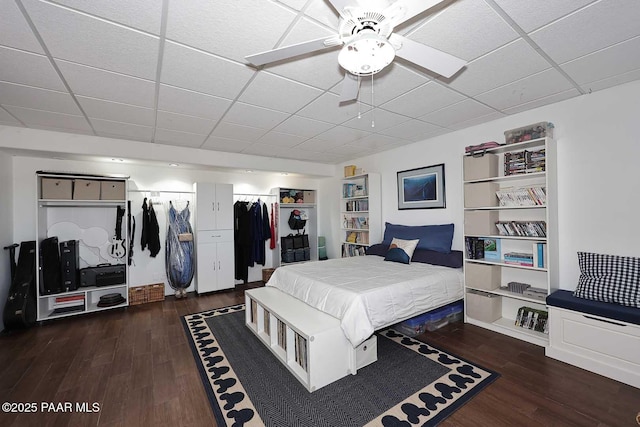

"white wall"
[12, 157, 327, 295]
[0, 151, 13, 329]
[335, 80, 640, 290]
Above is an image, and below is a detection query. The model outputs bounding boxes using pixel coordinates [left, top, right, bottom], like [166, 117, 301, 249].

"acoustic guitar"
[108, 206, 126, 259]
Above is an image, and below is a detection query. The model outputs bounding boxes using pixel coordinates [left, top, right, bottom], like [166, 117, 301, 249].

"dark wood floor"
[0, 283, 638, 427]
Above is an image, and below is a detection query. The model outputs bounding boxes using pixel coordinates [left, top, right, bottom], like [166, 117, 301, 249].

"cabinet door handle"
[212, 202, 215, 211]
[583, 315, 626, 327]
[218, 260, 221, 270]
[217, 202, 220, 211]
[211, 235, 221, 238]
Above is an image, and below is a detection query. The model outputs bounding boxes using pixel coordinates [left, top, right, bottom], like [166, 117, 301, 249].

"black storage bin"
[293, 235, 304, 249]
[302, 234, 309, 248]
[282, 249, 295, 263]
[281, 235, 294, 250]
[294, 248, 306, 262]
[303, 247, 310, 261]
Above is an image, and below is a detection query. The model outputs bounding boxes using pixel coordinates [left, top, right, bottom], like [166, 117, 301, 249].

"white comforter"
[266, 256, 464, 346]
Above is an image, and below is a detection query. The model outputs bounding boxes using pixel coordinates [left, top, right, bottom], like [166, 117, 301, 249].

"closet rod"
[128, 189, 195, 194]
[233, 193, 276, 197]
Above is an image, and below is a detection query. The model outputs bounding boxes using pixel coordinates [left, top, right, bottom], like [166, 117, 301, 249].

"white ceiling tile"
[475, 68, 575, 111]
[49, 0, 163, 34]
[239, 72, 323, 113]
[297, 92, 368, 124]
[581, 68, 640, 94]
[329, 143, 369, 156]
[0, 108, 22, 125]
[448, 111, 506, 131]
[348, 133, 404, 150]
[77, 96, 155, 126]
[91, 118, 153, 141]
[561, 36, 640, 86]
[446, 39, 551, 96]
[407, 0, 518, 61]
[342, 108, 410, 132]
[223, 102, 290, 129]
[315, 125, 371, 144]
[56, 60, 156, 108]
[0, 0, 44, 53]
[157, 84, 232, 120]
[256, 131, 306, 147]
[211, 122, 266, 142]
[272, 115, 334, 138]
[380, 81, 465, 117]
[294, 138, 332, 152]
[0, 121, 23, 127]
[345, 64, 431, 106]
[156, 110, 216, 135]
[166, 0, 296, 63]
[492, 0, 594, 33]
[279, 0, 310, 12]
[154, 128, 207, 148]
[529, 0, 640, 63]
[161, 42, 255, 99]
[241, 143, 289, 158]
[0, 81, 80, 114]
[201, 135, 252, 152]
[502, 89, 581, 114]
[22, 0, 159, 79]
[378, 119, 444, 140]
[420, 98, 497, 127]
[4, 105, 91, 131]
[0, 46, 65, 91]
[303, 0, 339, 29]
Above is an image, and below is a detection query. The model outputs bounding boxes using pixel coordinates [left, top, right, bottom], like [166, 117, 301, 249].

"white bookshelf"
[340, 173, 381, 257]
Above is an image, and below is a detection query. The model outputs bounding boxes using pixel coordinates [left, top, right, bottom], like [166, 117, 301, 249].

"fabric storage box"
[465, 263, 501, 290]
[464, 210, 499, 236]
[355, 335, 377, 370]
[464, 182, 499, 208]
[100, 180, 125, 200]
[41, 178, 73, 199]
[73, 179, 101, 200]
[303, 247, 310, 261]
[344, 165, 356, 177]
[294, 248, 306, 261]
[303, 191, 315, 204]
[282, 249, 295, 263]
[466, 290, 501, 323]
[463, 153, 499, 181]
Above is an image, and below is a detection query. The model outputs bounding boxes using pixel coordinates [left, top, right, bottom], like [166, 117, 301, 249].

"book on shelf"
[515, 306, 548, 333]
[483, 238, 501, 260]
[504, 149, 546, 176]
[495, 186, 546, 206]
[495, 221, 546, 237]
[504, 252, 534, 266]
[465, 237, 485, 260]
[531, 242, 547, 268]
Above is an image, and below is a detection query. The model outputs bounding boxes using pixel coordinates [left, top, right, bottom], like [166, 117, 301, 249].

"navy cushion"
[384, 247, 411, 264]
[547, 290, 640, 326]
[367, 244, 463, 268]
[382, 222, 454, 253]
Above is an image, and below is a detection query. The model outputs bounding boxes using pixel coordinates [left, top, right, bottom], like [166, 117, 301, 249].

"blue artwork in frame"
[397, 163, 446, 209]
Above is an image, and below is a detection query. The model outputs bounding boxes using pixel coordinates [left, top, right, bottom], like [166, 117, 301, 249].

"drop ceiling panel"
[157, 84, 232, 120]
[0, 0, 44, 54]
[156, 110, 216, 135]
[77, 96, 155, 126]
[154, 128, 207, 148]
[0, 108, 22, 125]
[529, 0, 640, 64]
[380, 82, 465, 117]
[242, 143, 289, 158]
[378, 119, 444, 141]
[297, 92, 368, 124]
[475, 68, 575, 111]
[272, 115, 334, 138]
[302, 0, 339, 29]
[561, 36, 640, 86]
[91, 118, 153, 141]
[492, 0, 595, 33]
[581, 68, 640, 93]
[295, 138, 344, 152]
[502, 88, 580, 115]
[56, 60, 156, 108]
[211, 122, 266, 142]
[166, 0, 296, 63]
[350, 64, 431, 106]
[420, 98, 497, 127]
[348, 133, 404, 150]
[238, 72, 323, 114]
[256, 131, 306, 147]
[342, 108, 410, 132]
[0, 46, 65, 91]
[314, 125, 370, 144]
[223, 102, 290, 129]
[4, 105, 91, 131]
[0, 81, 80, 114]
[22, 0, 159, 79]
[201, 135, 252, 152]
[446, 39, 551, 96]
[49, 0, 163, 34]
[449, 111, 505, 130]
[161, 42, 255, 99]
[407, 0, 518, 61]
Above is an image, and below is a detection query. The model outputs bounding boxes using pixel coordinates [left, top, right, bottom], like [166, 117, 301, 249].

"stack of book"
[495, 186, 546, 206]
[495, 221, 546, 237]
[515, 306, 549, 334]
[503, 252, 534, 266]
[465, 237, 485, 259]
[532, 242, 547, 268]
[343, 183, 366, 198]
[52, 294, 85, 314]
[504, 148, 546, 175]
[344, 199, 368, 211]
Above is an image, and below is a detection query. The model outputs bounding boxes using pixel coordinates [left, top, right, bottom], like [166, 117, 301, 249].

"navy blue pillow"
[384, 247, 410, 264]
[367, 244, 463, 268]
[382, 222, 454, 253]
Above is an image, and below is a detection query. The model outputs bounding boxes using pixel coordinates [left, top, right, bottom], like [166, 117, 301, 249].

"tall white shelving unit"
[462, 136, 558, 346]
[271, 188, 317, 267]
[340, 173, 381, 257]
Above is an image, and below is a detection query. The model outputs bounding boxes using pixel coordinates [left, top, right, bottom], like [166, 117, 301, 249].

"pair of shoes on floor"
[175, 288, 188, 299]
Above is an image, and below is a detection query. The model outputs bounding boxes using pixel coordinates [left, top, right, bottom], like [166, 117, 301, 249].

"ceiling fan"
[245, 0, 467, 102]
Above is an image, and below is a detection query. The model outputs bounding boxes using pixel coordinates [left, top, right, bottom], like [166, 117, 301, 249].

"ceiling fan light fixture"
[338, 33, 395, 76]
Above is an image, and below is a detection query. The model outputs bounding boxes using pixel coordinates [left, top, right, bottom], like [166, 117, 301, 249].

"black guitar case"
[3, 241, 37, 329]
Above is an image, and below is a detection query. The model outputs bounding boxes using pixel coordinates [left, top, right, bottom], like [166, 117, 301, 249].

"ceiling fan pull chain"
[371, 73, 375, 128]
[357, 75, 362, 119]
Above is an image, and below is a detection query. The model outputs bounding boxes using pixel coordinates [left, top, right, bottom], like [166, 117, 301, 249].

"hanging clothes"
[165, 201, 195, 290]
[251, 200, 271, 266]
[269, 203, 276, 250]
[147, 200, 161, 257]
[234, 200, 253, 283]
[140, 197, 149, 251]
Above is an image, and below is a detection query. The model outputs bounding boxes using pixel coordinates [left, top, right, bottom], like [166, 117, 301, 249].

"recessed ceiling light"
[169, 163, 179, 167]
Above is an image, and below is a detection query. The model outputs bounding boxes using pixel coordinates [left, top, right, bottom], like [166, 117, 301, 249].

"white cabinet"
[462, 136, 558, 346]
[194, 182, 233, 230]
[340, 173, 381, 257]
[194, 182, 234, 293]
[35, 172, 129, 321]
[195, 230, 234, 293]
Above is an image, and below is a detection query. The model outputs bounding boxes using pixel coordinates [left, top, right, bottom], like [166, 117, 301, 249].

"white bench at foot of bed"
[245, 287, 377, 392]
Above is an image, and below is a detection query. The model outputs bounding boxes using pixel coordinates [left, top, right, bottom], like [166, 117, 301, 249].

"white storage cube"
[466, 290, 502, 323]
[463, 153, 498, 181]
[464, 210, 499, 236]
[464, 182, 499, 208]
[465, 263, 501, 291]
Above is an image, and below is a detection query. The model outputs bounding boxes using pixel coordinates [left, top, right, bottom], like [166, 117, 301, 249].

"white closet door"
[214, 183, 233, 230]
[195, 182, 216, 231]
[216, 240, 235, 291]
[196, 241, 218, 293]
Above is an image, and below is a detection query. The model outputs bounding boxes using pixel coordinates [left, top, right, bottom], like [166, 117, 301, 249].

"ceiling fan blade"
[389, 34, 466, 78]
[387, 0, 446, 27]
[339, 73, 360, 102]
[246, 36, 341, 66]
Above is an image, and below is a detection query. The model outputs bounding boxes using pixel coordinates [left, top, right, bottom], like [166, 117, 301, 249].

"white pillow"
[385, 238, 419, 264]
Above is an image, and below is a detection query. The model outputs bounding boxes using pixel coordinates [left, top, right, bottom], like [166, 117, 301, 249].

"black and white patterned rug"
[182, 305, 499, 427]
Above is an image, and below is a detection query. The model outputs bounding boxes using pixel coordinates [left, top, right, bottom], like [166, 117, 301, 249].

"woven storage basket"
[128, 286, 147, 306]
[147, 283, 165, 303]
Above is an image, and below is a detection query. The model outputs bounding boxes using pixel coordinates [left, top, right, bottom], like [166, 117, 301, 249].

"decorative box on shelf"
[129, 283, 165, 305]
